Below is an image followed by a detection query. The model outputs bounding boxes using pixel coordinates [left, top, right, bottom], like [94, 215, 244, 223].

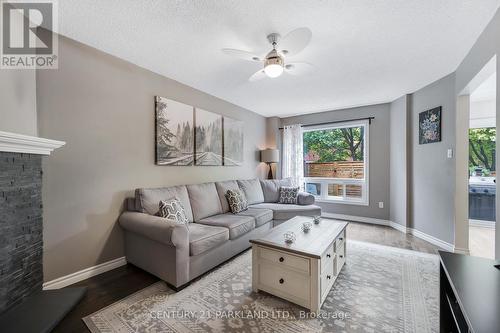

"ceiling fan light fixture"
[222, 27, 312, 82]
[264, 50, 284, 78]
[264, 63, 284, 78]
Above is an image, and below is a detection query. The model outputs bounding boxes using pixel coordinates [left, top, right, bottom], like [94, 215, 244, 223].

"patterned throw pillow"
[158, 197, 189, 226]
[225, 189, 248, 214]
[279, 186, 299, 204]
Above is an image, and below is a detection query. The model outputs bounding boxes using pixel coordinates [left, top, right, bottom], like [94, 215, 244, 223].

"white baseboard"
[453, 247, 470, 255]
[469, 219, 496, 229]
[322, 213, 391, 226]
[407, 228, 455, 252]
[322, 212, 456, 252]
[389, 221, 408, 234]
[43, 256, 127, 290]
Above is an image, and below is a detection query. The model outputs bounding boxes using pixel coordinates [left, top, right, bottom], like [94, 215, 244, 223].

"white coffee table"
[250, 216, 347, 312]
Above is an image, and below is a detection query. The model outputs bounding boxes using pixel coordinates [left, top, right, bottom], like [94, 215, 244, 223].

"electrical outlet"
[378, 202, 384, 209]
[447, 149, 453, 159]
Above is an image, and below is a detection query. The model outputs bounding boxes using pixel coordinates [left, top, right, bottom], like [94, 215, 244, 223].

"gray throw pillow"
[278, 186, 299, 204]
[158, 197, 189, 226]
[225, 189, 248, 214]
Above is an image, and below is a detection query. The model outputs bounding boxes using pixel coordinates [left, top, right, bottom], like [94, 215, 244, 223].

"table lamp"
[260, 149, 279, 179]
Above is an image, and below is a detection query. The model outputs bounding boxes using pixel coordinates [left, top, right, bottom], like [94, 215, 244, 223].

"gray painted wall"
[280, 104, 390, 220]
[37, 35, 267, 282]
[410, 73, 456, 244]
[389, 95, 409, 227]
[265, 117, 281, 179]
[0, 70, 37, 136]
[455, 9, 500, 258]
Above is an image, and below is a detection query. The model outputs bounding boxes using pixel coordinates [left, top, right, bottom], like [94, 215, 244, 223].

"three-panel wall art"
[155, 96, 244, 166]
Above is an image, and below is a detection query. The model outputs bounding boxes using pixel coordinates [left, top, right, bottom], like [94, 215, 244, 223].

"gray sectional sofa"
[119, 178, 321, 288]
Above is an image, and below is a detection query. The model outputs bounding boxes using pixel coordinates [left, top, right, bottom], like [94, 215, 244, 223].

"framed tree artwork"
[223, 117, 244, 165]
[419, 106, 442, 144]
[155, 96, 194, 165]
[194, 108, 223, 166]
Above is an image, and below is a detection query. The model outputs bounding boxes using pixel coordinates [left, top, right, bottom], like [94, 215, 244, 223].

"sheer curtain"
[282, 124, 304, 188]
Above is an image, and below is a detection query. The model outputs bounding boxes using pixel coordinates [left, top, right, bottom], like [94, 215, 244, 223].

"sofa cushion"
[297, 192, 315, 205]
[136, 185, 193, 222]
[187, 183, 223, 221]
[215, 180, 240, 213]
[198, 214, 255, 239]
[249, 203, 322, 220]
[260, 178, 292, 203]
[189, 223, 229, 256]
[237, 179, 265, 205]
[236, 208, 273, 227]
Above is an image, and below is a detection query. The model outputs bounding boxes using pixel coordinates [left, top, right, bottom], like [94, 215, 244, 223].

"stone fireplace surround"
[0, 130, 85, 332]
[0, 151, 43, 313]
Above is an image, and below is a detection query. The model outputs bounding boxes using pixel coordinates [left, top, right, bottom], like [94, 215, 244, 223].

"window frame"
[302, 119, 369, 206]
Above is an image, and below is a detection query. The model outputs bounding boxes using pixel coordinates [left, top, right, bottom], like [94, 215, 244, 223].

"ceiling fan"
[222, 27, 313, 82]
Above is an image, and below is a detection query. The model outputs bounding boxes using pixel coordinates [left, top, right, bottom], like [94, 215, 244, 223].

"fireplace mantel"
[0, 131, 83, 327]
[0, 130, 65, 155]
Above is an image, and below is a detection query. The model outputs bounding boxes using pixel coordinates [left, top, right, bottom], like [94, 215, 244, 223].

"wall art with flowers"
[419, 106, 442, 144]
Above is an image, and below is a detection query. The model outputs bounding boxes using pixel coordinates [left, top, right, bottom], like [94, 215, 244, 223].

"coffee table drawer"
[335, 239, 345, 253]
[259, 263, 310, 304]
[321, 242, 335, 272]
[259, 247, 310, 274]
[337, 243, 346, 273]
[321, 261, 335, 301]
[336, 229, 346, 244]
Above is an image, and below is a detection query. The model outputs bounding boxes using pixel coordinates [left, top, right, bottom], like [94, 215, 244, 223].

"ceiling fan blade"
[285, 62, 314, 76]
[249, 69, 266, 82]
[279, 27, 312, 56]
[222, 48, 261, 62]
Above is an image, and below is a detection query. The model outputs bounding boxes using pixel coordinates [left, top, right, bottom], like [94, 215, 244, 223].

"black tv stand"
[439, 251, 499, 333]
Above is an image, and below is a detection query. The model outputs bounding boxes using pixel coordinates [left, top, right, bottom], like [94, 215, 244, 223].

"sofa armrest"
[297, 192, 315, 205]
[119, 211, 188, 248]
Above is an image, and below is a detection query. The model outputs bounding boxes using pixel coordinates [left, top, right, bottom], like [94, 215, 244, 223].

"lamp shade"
[260, 149, 280, 163]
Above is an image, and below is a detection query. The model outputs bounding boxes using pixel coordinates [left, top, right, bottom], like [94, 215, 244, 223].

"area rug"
[83, 240, 439, 333]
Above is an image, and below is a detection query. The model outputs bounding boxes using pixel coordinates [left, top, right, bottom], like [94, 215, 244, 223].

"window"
[303, 120, 369, 205]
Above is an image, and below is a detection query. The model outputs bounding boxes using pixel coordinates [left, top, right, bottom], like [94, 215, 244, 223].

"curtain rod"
[278, 116, 375, 130]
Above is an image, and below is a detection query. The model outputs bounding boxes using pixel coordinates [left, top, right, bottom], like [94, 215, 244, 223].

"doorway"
[468, 71, 496, 259]
[456, 55, 497, 259]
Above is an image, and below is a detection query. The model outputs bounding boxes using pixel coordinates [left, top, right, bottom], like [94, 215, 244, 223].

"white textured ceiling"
[58, 0, 500, 117]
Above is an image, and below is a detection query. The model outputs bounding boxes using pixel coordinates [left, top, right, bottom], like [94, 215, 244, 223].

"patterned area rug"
[83, 240, 439, 332]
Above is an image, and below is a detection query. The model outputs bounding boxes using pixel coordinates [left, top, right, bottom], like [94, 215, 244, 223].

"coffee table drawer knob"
[327, 275, 331, 280]
[340, 255, 344, 258]
[279, 257, 284, 262]
[326, 254, 331, 258]
[279, 278, 284, 284]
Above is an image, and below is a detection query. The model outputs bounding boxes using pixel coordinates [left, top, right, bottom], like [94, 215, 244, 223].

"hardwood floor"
[347, 221, 440, 254]
[469, 225, 496, 259]
[52, 264, 159, 333]
[52, 221, 440, 332]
